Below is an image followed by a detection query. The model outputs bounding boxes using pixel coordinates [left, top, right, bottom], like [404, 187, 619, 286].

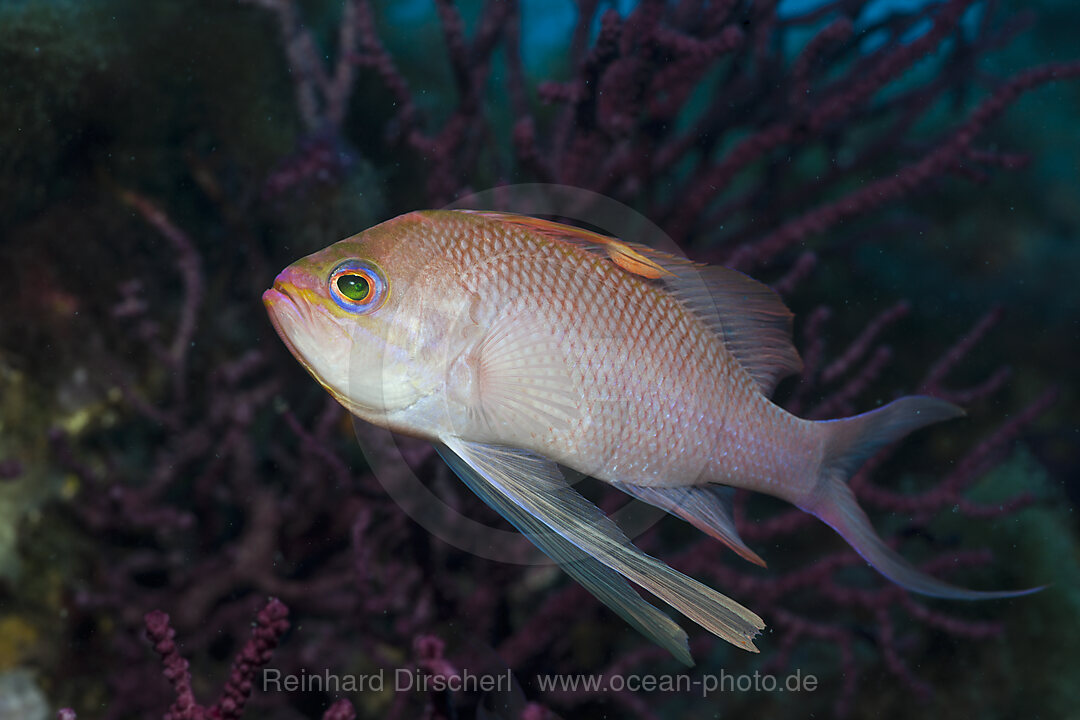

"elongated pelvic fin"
[811, 396, 1043, 599]
[612, 482, 766, 567]
[440, 438, 765, 654]
[434, 444, 693, 665]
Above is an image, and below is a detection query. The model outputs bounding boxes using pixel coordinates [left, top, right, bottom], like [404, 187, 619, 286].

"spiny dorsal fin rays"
[440, 438, 765, 653]
[612, 482, 767, 568]
[433, 444, 694, 666]
[457, 210, 802, 397]
[663, 264, 803, 396]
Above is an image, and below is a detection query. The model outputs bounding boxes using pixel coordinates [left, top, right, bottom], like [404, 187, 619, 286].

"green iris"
[336, 273, 370, 302]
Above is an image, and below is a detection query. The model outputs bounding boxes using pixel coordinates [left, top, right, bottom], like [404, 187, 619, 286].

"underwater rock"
[0, 669, 48, 720]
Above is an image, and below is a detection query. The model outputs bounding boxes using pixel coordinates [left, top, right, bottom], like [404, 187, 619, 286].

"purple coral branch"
[145, 598, 290, 720]
[320, 700, 357, 720]
[216, 599, 291, 720]
[118, 189, 203, 402]
[236, 0, 336, 132]
[920, 305, 1006, 394]
[726, 60, 1080, 269]
[821, 301, 911, 385]
[669, 0, 975, 243]
[143, 609, 199, 720]
[52, 3, 1072, 719]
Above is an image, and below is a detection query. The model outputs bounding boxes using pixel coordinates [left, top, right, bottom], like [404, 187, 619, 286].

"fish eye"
[328, 260, 387, 313]
[337, 273, 369, 302]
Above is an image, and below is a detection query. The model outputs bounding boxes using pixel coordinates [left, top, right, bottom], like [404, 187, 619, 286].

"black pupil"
[337, 274, 370, 302]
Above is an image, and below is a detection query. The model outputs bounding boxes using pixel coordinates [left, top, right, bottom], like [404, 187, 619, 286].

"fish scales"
[264, 209, 1039, 664]
[411, 211, 814, 493]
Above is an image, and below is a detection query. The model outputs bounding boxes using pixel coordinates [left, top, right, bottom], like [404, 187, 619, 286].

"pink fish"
[264, 210, 1035, 664]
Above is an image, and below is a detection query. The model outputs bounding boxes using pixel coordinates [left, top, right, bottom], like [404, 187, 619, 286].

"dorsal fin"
[662, 263, 802, 396]
[463, 210, 802, 396]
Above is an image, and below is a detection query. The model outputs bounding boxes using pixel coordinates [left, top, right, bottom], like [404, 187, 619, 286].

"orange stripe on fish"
[460, 210, 676, 279]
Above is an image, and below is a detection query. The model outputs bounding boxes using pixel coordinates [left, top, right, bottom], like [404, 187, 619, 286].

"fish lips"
[263, 271, 354, 382]
[263, 275, 310, 365]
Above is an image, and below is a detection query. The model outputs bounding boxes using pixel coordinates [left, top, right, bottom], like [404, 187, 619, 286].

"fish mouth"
[264, 277, 297, 305]
[262, 282, 304, 358]
[263, 275, 308, 318]
[262, 279, 347, 370]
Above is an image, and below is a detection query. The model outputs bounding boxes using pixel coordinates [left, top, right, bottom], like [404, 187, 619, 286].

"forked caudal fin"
[805, 396, 1042, 600]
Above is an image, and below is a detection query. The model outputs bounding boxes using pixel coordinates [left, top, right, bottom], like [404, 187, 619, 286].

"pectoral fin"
[468, 314, 579, 437]
[434, 443, 693, 665]
[439, 438, 765, 654]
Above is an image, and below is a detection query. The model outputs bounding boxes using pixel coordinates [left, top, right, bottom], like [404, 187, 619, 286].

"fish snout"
[275, 265, 317, 294]
[264, 265, 318, 308]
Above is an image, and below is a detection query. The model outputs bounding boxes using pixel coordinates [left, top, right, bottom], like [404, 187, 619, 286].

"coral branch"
[41, 2, 1071, 719]
[727, 61, 1080, 269]
[146, 599, 290, 720]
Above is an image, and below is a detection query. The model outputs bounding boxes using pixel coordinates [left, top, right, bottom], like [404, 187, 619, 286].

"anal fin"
[613, 483, 766, 567]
